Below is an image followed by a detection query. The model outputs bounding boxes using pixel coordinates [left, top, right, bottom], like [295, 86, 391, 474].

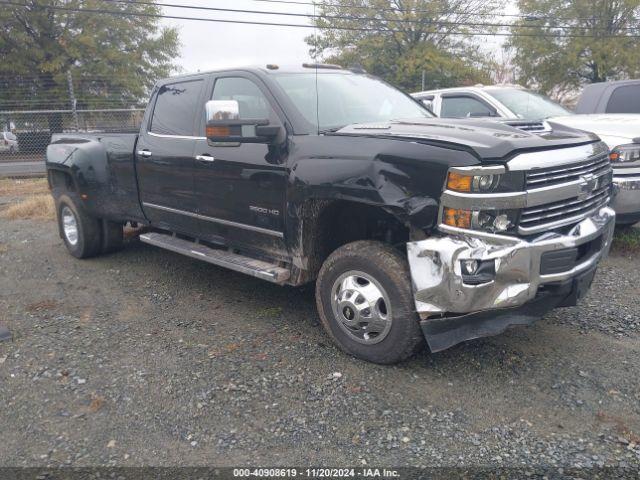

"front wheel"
[315, 240, 425, 364]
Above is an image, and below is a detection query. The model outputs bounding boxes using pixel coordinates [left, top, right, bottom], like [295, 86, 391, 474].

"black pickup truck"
[46, 65, 616, 364]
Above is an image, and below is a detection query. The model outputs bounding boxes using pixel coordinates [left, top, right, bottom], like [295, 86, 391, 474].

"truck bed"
[46, 132, 146, 223]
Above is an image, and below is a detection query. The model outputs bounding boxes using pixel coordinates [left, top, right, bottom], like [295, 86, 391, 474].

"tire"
[56, 194, 102, 259]
[316, 240, 425, 364]
[101, 219, 124, 254]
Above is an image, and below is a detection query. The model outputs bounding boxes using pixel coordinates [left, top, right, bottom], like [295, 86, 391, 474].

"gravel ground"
[1, 212, 639, 470]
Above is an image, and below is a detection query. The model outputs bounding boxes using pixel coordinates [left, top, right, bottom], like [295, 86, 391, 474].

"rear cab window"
[150, 79, 205, 136]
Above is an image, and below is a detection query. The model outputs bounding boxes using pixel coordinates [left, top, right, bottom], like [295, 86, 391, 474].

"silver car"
[0, 131, 19, 154]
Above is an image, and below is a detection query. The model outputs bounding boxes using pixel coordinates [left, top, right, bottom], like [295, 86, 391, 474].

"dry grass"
[0, 178, 49, 197]
[1, 194, 55, 220]
[0, 178, 55, 221]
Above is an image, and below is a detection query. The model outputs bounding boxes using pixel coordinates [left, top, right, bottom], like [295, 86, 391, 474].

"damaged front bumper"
[407, 207, 615, 352]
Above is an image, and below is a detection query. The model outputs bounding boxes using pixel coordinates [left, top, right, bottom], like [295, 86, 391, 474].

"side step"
[139, 232, 291, 284]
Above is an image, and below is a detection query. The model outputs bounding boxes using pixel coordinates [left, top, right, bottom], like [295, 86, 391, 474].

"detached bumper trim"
[420, 267, 593, 352]
[407, 207, 615, 316]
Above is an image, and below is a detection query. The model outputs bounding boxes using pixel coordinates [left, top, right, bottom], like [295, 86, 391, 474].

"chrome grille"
[526, 153, 610, 188]
[520, 179, 611, 234]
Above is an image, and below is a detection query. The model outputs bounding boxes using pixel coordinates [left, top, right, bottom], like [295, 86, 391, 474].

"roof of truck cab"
[157, 65, 357, 84]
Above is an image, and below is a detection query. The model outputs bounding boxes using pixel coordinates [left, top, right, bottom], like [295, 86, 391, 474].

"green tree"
[509, 0, 640, 97]
[307, 0, 500, 91]
[0, 0, 180, 114]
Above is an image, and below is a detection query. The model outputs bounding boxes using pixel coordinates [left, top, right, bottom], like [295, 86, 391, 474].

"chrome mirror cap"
[205, 100, 239, 122]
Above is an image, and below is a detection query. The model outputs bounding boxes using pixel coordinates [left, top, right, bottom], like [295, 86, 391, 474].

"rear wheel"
[316, 240, 425, 364]
[56, 195, 102, 259]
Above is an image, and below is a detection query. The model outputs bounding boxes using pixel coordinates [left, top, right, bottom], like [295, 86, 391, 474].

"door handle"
[195, 154, 215, 163]
[137, 149, 152, 158]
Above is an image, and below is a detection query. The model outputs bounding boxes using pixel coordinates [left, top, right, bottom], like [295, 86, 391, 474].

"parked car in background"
[45, 65, 615, 364]
[0, 131, 19, 154]
[575, 79, 640, 115]
[413, 85, 640, 225]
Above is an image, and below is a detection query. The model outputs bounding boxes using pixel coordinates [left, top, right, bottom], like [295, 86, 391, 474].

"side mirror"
[420, 99, 436, 115]
[421, 99, 433, 110]
[205, 100, 281, 144]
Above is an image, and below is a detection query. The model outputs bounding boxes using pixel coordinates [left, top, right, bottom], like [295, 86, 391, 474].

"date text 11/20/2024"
[232, 468, 400, 478]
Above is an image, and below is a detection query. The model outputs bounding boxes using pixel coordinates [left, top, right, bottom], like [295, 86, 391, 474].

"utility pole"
[421, 69, 426, 91]
[67, 70, 79, 132]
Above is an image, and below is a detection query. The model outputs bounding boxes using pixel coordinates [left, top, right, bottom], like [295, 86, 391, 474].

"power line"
[3, 1, 640, 38]
[100, 0, 640, 32]
[238, 0, 635, 23]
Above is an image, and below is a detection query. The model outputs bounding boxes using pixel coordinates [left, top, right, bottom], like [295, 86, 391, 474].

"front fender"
[287, 153, 446, 230]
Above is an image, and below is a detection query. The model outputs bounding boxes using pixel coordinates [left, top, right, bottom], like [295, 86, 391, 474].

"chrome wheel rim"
[331, 270, 392, 345]
[61, 206, 79, 246]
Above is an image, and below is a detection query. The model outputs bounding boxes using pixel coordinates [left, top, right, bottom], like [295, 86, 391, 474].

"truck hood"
[335, 117, 598, 160]
[548, 114, 640, 148]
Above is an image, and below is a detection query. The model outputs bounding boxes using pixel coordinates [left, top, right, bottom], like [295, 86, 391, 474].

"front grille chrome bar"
[527, 154, 610, 187]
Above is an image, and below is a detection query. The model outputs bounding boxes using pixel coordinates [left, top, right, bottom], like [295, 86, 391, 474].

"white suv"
[0, 131, 19, 154]
[413, 85, 640, 225]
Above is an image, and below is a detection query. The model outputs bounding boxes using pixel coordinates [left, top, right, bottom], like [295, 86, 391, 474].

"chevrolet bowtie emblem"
[577, 173, 597, 200]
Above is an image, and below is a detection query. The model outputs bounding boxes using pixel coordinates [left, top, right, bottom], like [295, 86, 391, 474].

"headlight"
[443, 208, 518, 233]
[447, 172, 499, 192]
[446, 169, 524, 193]
[610, 144, 640, 164]
[442, 166, 524, 233]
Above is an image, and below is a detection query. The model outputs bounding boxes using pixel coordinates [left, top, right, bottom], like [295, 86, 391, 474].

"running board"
[139, 232, 290, 284]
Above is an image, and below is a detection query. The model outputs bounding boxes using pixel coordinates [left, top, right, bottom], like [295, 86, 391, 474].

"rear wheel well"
[48, 169, 75, 193]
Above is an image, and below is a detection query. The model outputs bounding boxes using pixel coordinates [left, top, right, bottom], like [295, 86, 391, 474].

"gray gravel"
[0, 217, 639, 469]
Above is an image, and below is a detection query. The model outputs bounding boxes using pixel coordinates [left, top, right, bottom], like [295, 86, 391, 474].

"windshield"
[272, 72, 432, 131]
[487, 88, 570, 120]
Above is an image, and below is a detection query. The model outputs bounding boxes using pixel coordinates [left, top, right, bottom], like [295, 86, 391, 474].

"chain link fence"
[1, 70, 150, 163]
[0, 108, 145, 162]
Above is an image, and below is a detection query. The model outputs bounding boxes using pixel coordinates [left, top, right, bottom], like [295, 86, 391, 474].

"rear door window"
[150, 79, 204, 136]
[606, 85, 640, 113]
[440, 95, 494, 118]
